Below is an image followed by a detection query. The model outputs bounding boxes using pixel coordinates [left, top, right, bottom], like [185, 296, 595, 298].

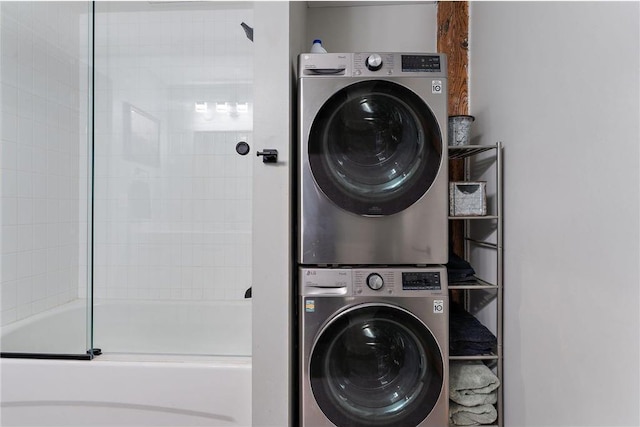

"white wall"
[252, 2, 301, 426]
[306, 2, 437, 52]
[469, 2, 640, 426]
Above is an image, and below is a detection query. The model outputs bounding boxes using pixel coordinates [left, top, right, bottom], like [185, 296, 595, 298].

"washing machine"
[299, 266, 448, 427]
[298, 52, 448, 265]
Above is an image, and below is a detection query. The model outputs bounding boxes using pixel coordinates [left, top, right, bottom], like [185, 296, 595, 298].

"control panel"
[353, 53, 395, 76]
[300, 268, 445, 297]
[352, 52, 445, 76]
[401, 54, 442, 72]
[401, 271, 442, 290]
[299, 52, 447, 79]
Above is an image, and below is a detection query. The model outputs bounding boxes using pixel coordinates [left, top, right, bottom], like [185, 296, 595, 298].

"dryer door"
[308, 80, 443, 216]
[309, 303, 444, 427]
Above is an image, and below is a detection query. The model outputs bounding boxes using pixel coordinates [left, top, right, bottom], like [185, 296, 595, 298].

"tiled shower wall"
[0, 2, 90, 326]
[91, 3, 254, 302]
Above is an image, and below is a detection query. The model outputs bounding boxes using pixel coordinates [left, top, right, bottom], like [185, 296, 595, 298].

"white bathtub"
[1, 300, 252, 426]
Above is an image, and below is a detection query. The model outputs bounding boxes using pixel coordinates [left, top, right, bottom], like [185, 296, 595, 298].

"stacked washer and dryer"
[297, 52, 450, 427]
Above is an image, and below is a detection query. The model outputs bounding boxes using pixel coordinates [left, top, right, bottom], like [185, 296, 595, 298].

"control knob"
[365, 54, 383, 71]
[366, 273, 384, 290]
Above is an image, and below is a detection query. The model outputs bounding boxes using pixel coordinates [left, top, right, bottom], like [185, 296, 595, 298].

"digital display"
[402, 272, 441, 290]
[401, 55, 441, 72]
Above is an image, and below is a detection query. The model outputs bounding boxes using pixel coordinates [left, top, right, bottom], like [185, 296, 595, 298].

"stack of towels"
[449, 361, 500, 426]
[450, 302, 497, 356]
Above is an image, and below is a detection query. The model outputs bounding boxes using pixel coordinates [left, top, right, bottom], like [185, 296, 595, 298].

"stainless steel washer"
[299, 266, 448, 427]
[298, 53, 448, 265]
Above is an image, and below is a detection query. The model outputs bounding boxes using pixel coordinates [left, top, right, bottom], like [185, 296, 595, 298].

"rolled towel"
[450, 402, 498, 426]
[450, 361, 500, 406]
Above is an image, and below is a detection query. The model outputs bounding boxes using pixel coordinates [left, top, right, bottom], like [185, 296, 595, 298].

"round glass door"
[309, 304, 444, 427]
[308, 80, 443, 216]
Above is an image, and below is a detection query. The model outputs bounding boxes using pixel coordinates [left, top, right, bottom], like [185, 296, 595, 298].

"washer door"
[308, 80, 443, 216]
[310, 304, 444, 427]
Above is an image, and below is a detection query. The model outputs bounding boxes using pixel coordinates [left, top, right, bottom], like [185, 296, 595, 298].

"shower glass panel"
[0, 1, 93, 357]
[92, 2, 253, 356]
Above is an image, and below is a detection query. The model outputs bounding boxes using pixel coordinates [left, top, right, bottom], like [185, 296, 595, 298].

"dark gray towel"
[447, 252, 476, 282]
[450, 302, 497, 356]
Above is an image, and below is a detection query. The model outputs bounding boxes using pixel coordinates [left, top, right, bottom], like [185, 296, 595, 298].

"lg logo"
[433, 300, 444, 313]
[432, 80, 443, 94]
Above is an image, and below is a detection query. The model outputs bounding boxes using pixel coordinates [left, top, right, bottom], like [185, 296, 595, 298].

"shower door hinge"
[87, 348, 102, 357]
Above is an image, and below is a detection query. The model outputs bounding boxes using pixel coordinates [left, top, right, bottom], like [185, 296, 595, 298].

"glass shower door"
[0, 1, 94, 358]
[92, 1, 254, 356]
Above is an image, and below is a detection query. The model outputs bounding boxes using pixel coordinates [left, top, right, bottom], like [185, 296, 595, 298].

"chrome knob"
[366, 273, 384, 290]
[365, 54, 383, 71]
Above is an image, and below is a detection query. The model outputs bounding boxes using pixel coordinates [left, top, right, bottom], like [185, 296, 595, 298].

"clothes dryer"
[298, 53, 448, 265]
[299, 266, 448, 427]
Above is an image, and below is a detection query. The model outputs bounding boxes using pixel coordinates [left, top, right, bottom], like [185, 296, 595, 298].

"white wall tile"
[16, 118, 34, 146]
[16, 198, 33, 225]
[15, 171, 32, 198]
[16, 225, 33, 253]
[1, 196, 18, 226]
[1, 2, 89, 327]
[1, 253, 18, 283]
[16, 277, 33, 307]
[1, 112, 18, 143]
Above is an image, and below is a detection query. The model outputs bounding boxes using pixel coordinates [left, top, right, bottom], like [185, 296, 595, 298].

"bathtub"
[1, 300, 252, 426]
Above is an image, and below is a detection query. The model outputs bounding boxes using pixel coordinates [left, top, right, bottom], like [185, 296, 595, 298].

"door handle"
[257, 149, 278, 163]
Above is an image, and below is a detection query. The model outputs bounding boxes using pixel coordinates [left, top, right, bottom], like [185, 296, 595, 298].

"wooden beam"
[438, 1, 470, 116]
[437, 1, 469, 259]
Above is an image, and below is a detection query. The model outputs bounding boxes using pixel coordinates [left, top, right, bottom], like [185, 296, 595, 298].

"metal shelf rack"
[448, 142, 504, 427]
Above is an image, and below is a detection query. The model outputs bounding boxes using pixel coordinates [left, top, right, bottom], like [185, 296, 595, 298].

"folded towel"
[451, 339, 496, 356]
[450, 402, 498, 426]
[450, 302, 497, 356]
[450, 361, 500, 406]
[447, 252, 476, 282]
[453, 389, 497, 407]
